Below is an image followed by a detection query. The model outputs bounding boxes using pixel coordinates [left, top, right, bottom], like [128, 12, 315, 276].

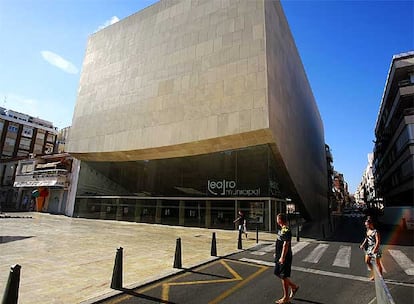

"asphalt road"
[98, 216, 414, 304]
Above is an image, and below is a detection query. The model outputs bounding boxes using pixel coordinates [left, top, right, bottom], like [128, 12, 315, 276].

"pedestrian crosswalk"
[250, 244, 274, 256]
[388, 249, 414, 275]
[291, 241, 309, 255]
[248, 241, 414, 276]
[302, 244, 329, 263]
[333, 245, 351, 268]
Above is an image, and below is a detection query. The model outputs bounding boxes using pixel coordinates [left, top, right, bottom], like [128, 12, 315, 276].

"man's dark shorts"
[274, 259, 292, 278]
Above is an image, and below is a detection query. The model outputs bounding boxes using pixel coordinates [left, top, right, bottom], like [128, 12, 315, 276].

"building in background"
[325, 144, 334, 211]
[331, 172, 344, 213]
[0, 107, 58, 211]
[13, 153, 79, 215]
[67, 0, 328, 231]
[373, 51, 414, 227]
[56, 127, 71, 153]
[373, 52, 414, 207]
[355, 153, 376, 207]
[0, 108, 57, 159]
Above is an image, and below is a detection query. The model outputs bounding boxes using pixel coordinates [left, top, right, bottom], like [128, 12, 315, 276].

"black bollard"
[173, 238, 182, 269]
[237, 229, 242, 249]
[256, 224, 259, 244]
[110, 247, 123, 290]
[296, 223, 300, 242]
[2, 264, 21, 304]
[211, 232, 217, 256]
[321, 223, 326, 239]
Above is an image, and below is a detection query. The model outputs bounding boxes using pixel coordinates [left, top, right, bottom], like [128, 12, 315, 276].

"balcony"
[14, 169, 69, 188]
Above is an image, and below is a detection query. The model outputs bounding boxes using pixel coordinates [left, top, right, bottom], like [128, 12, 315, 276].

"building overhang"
[69, 129, 274, 162]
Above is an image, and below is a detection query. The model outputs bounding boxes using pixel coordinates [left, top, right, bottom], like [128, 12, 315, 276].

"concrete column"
[100, 200, 106, 219]
[268, 199, 272, 232]
[66, 159, 80, 217]
[155, 200, 162, 224]
[205, 201, 211, 228]
[134, 200, 142, 222]
[115, 199, 122, 220]
[179, 200, 185, 226]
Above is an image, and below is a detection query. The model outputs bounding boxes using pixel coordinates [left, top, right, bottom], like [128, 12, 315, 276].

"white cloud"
[1, 93, 73, 129]
[96, 16, 120, 32]
[41, 51, 78, 74]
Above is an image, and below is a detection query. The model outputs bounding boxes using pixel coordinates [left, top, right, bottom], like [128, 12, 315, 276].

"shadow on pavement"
[0, 236, 33, 244]
[112, 288, 177, 304]
[181, 267, 233, 280]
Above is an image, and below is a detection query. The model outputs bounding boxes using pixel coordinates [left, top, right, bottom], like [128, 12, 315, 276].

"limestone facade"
[68, 0, 328, 221]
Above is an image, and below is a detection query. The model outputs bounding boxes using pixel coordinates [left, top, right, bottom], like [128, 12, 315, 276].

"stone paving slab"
[0, 212, 276, 304]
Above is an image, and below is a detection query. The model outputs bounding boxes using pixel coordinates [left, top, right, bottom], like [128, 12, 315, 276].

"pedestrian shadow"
[293, 298, 325, 304]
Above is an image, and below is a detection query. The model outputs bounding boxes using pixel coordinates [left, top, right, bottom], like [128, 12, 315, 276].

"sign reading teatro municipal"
[207, 179, 260, 196]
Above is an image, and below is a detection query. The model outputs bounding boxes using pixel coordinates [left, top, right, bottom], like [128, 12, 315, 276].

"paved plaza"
[0, 212, 275, 304]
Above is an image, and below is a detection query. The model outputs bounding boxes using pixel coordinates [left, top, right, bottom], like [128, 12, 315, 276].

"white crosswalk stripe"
[302, 244, 329, 263]
[251, 244, 274, 256]
[388, 249, 414, 275]
[333, 245, 351, 268]
[292, 241, 310, 255]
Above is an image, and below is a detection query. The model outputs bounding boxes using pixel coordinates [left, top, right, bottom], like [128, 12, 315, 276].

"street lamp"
[286, 198, 300, 241]
[285, 198, 292, 226]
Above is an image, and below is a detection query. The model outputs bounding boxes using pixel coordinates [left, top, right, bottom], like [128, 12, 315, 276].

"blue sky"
[0, 0, 413, 193]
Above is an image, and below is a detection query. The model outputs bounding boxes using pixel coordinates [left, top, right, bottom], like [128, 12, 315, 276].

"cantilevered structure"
[67, 0, 328, 230]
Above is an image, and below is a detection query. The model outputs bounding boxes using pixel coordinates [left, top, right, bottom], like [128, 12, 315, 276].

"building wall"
[264, 1, 327, 219]
[69, 0, 270, 160]
[374, 52, 414, 207]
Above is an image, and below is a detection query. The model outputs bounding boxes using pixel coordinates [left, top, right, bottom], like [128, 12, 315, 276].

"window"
[8, 125, 18, 133]
[47, 133, 56, 142]
[36, 131, 45, 140]
[21, 163, 35, 174]
[19, 138, 31, 150]
[22, 126, 33, 137]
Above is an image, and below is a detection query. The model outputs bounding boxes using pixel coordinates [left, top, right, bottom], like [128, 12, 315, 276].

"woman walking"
[360, 218, 383, 280]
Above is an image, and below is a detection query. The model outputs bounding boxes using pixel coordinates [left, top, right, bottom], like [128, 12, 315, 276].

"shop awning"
[13, 180, 65, 187]
[36, 161, 61, 169]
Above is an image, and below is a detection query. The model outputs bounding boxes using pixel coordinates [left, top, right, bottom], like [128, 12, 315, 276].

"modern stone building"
[67, 0, 328, 230]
